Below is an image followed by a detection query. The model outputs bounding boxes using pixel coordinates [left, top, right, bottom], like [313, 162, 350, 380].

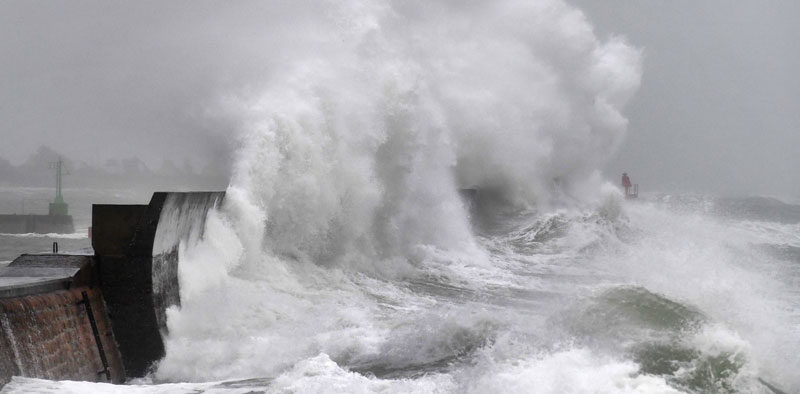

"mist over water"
[221, 0, 640, 265]
[3, 1, 799, 393]
[156, 0, 645, 384]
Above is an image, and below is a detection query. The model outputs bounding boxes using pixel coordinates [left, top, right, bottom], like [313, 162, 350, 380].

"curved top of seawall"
[92, 191, 224, 378]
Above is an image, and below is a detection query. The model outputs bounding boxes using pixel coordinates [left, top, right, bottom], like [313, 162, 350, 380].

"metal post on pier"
[78, 291, 112, 381]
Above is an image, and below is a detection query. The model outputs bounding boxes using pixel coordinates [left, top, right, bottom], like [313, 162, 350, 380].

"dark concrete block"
[91, 205, 147, 257]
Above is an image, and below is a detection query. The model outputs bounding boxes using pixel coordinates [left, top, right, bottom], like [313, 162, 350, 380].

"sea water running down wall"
[3, 0, 799, 393]
[151, 192, 226, 332]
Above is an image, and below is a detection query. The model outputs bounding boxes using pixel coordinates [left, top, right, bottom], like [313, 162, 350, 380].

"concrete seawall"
[0, 288, 124, 384]
[93, 191, 224, 377]
[0, 214, 74, 234]
[0, 254, 123, 385]
[0, 191, 224, 386]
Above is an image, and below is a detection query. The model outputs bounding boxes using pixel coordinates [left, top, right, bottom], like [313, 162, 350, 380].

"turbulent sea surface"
[2, 0, 798, 392]
[2, 190, 799, 393]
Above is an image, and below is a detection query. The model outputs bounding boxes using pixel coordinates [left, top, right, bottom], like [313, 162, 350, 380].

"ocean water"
[0, 187, 154, 264]
[2, 0, 798, 393]
[2, 193, 798, 393]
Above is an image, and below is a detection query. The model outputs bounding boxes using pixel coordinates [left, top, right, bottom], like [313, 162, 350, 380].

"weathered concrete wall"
[0, 254, 124, 385]
[0, 214, 74, 234]
[0, 254, 91, 299]
[0, 215, 27, 233]
[92, 192, 224, 378]
[0, 287, 124, 386]
[92, 203, 160, 379]
[0, 191, 225, 385]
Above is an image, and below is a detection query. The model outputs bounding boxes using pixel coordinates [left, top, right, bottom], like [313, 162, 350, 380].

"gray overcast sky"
[0, 1, 798, 197]
[572, 0, 800, 198]
[0, 1, 275, 169]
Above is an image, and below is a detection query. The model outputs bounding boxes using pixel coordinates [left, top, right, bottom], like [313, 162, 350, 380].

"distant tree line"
[0, 146, 229, 190]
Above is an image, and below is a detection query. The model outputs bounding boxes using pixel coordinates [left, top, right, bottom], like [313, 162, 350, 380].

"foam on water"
[134, 193, 799, 393]
[147, 0, 642, 385]
[0, 232, 87, 239]
[5, 0, 800, 393]
[463, 348, 683, 394]
[6, 197, 799, 392]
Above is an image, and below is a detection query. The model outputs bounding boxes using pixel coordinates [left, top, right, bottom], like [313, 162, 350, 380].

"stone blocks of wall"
[0, 288, 124, 386]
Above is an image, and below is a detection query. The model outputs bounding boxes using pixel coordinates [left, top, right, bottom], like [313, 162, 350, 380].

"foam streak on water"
[0, 233, 87, 239]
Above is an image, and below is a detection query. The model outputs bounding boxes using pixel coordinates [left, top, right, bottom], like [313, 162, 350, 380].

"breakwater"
[0, 254, 123, 385]
[0, 191, 224, 386]
[0, 214, 74, 235]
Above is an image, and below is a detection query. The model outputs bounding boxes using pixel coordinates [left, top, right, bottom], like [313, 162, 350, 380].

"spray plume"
[221, 0, 641, 268]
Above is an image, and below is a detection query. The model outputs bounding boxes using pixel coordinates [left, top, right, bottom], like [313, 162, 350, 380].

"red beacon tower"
[622, 172, 638, 199]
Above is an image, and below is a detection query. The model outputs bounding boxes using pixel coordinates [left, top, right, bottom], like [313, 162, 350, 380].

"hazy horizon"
[576, 0, 800, 198]
[1, 1, 797, 199]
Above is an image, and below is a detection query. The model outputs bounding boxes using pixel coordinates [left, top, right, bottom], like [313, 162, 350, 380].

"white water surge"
[155, 0, 641, 383]
[4, 1, 799, 393]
